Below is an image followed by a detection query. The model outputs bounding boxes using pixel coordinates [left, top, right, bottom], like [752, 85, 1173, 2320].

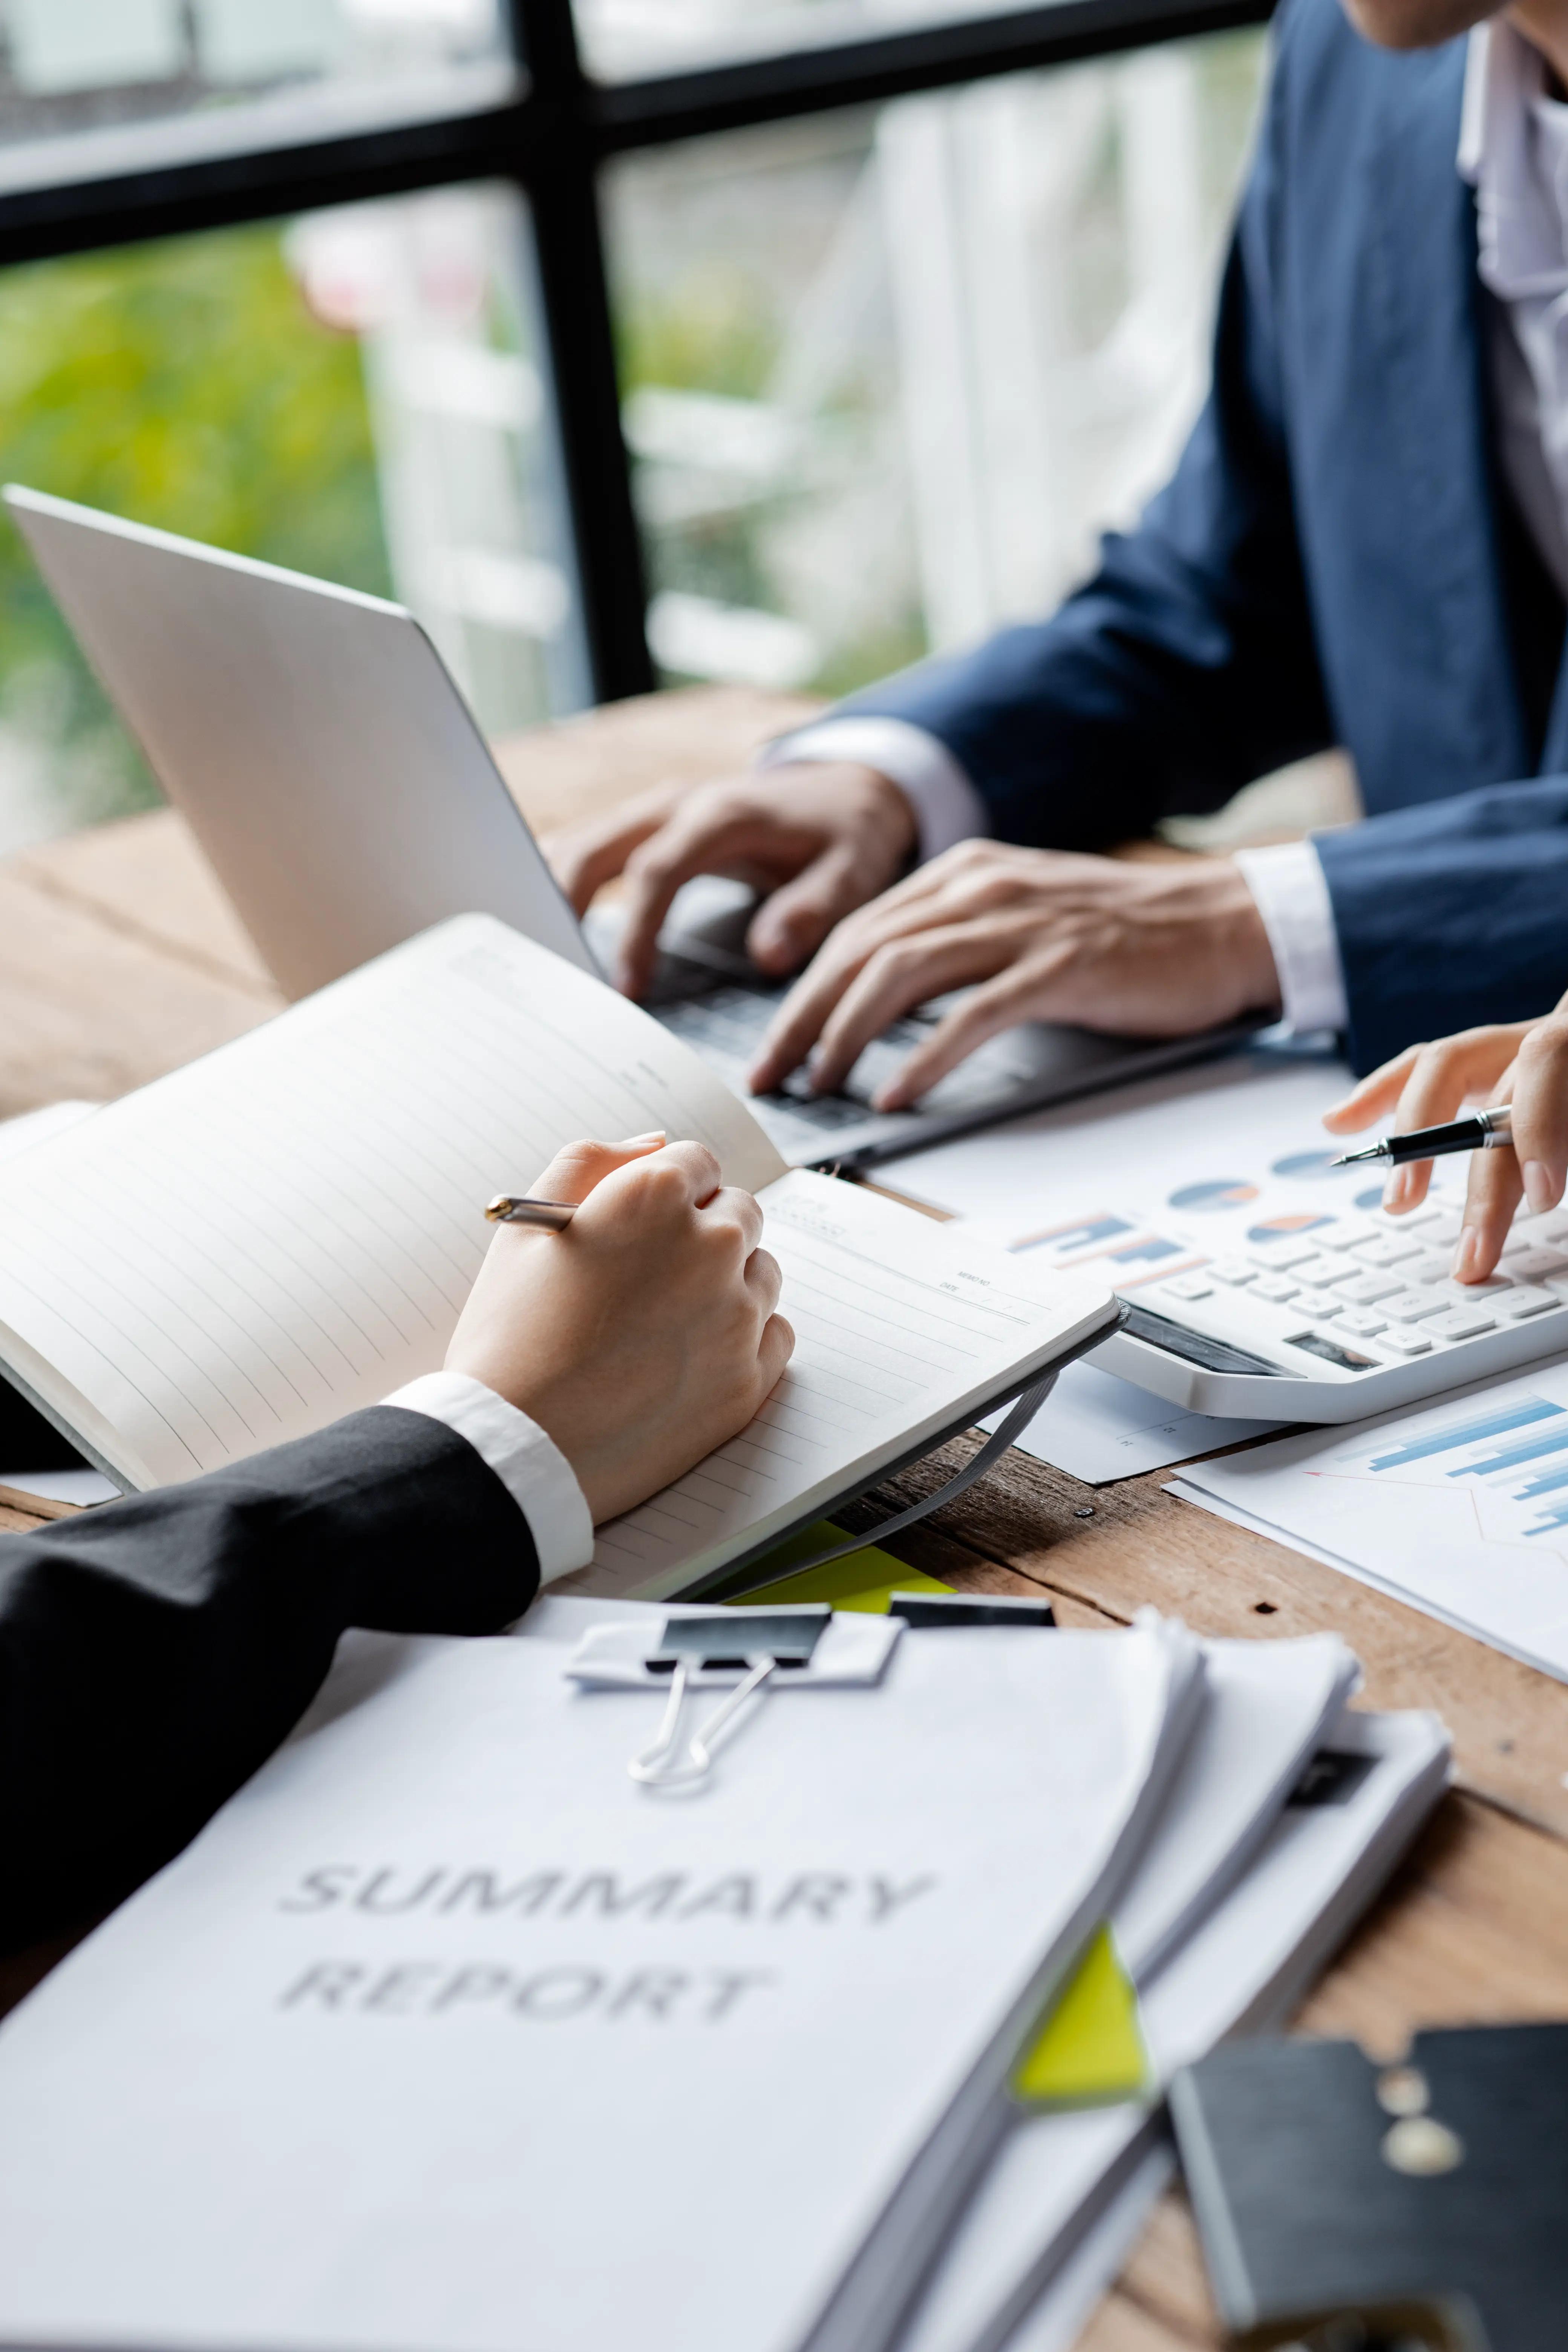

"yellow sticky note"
[1012, 1925, 1149, 2108]
[724, 1520, 952, 1615]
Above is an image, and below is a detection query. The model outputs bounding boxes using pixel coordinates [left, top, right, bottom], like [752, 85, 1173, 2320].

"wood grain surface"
[2, 683, 1563, 2351]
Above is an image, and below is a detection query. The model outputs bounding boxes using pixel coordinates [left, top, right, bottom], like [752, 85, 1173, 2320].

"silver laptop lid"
[5, 485, 595, 999]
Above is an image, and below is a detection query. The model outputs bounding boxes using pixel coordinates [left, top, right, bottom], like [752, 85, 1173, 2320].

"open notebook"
[0, 916, 1115, 1597]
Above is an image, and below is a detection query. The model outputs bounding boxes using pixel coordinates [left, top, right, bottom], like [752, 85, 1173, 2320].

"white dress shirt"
[381, 1371, 594, 1584]
[761, 25, 1568, 1042]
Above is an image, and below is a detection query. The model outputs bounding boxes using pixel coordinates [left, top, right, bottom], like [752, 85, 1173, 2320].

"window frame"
[0, 0, 1275, 703]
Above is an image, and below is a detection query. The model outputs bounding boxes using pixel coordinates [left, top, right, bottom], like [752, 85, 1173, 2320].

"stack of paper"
[893, 1670, 1449, 2352]
[0, 1596, 1448, 2352]
[0, 1610, 1202, 2352]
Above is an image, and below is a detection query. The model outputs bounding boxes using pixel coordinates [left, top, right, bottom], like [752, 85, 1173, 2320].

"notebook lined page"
[0, 917, 784, 1488]
[572, 1170, 1115, 1600]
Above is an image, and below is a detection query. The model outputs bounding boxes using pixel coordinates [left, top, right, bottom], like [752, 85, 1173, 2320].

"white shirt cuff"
[380, 1370, 594, 1585]
[1233, 840, 1349, 1036]
[758, 717, 991, 863]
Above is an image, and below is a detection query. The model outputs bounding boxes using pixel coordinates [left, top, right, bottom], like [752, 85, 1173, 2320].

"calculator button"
[1538, 1215, 1568, 1244]
[1248, 1242, 1322, 1271]
[1338, 1308, 1389, 1337]
[1497, 1286, 1562, 1318]
[1502, 1246, 1568, 1282]
[1380, 1290, 1449, 1323]
[1159, 1274, 1213, 1302]
[1400, 1251, 1454, 1286]
[1436, 1276, 1512, 1306]
[1250, 1275, 1300, 1302]
[1210, 1258, 1257, 1285]
[1320, 1219, 1379, 1251]
[1407, 1208, 1462, 1242]
[1424, 1304, 1498, 1340]
[1376, 1328, 1434, 1356]
[1332, 1271, 1405, 1305]
[1351, 1233, 1426, 1267]
[1291, 1255, 1346, 1288]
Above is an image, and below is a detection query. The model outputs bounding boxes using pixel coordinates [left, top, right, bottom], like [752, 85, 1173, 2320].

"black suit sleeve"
[0, 1406, 539, 1954]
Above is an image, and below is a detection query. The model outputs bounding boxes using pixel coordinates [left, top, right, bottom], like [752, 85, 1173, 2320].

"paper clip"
[628, 1611, 830, 1788]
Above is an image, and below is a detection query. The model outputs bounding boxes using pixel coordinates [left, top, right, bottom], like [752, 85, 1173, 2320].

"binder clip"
[631, 1611, 829, 1788]
[564, 1605, 903, 1790]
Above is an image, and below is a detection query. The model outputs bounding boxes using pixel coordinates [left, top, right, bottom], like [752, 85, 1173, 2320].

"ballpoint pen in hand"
[484, 1194, 576, 1231]
[1330, 1104, 1513, 1170]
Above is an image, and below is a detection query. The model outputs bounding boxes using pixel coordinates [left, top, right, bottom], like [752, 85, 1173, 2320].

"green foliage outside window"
[0, 220, 388, 842]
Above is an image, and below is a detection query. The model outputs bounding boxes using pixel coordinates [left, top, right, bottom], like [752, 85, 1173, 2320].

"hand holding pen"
[1322, 1010, 1568, 1284]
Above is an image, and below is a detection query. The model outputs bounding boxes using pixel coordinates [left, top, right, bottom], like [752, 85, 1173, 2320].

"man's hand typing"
[546, 762, 917, 1000]
[746, 843, 1282, 1108]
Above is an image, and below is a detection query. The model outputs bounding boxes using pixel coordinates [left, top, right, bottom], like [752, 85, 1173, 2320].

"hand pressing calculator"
[1085, 1195, 1568, 1421]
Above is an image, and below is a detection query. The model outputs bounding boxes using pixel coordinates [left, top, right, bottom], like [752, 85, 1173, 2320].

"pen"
[484, 1194, 576, 1231]
[1330, 1104, 1514, 1169]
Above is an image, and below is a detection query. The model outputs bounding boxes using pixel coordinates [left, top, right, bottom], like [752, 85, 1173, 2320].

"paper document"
[882, 1052, 1400, 1467]
[1172, 1361, 1568, 1681]
[885, 1050, 1360, 1242]
[0, 1466, 116, 1506]
[896, 1634, 1360, 2352]
[980, 1360, 1280, 1484]
[0, 1617, 1198, 2352]
[896, 1706, 1450, 2352]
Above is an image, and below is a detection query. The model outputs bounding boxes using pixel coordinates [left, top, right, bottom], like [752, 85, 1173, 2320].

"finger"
[1455, 1142, 1525, 1281]
[748, 937, 872, 1092]
[808, 925, 1014, 1096]
[648, 1138, 725, 1208]
[875, 959, 1066, 1110]
[616, 801, 756, 998]
[544, 793, 679, 914]
[746, 841, 875, 975]
[1507, 1014, 1568, 1214]
[756, 1312, 795, 1393]
[1381, 1030, 1525, 1214]
[703, 1182, 765, 1258]
[525, 1133, 667, 1208]
[743, 1244, 783, 1315]
[593, 1137, 724, 1228]
[1321, 1047, 1422, 1134]
[746, 896, 940, 1093]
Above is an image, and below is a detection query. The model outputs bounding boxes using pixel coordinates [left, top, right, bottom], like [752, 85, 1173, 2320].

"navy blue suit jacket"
[839, 0, 1568, 1073]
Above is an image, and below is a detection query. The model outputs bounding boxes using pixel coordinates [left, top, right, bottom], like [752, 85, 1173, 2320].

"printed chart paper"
[1174, 1364, 1568, 1678]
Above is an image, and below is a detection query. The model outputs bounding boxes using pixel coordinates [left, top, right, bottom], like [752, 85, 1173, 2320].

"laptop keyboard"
[653, 985, 936, 1130]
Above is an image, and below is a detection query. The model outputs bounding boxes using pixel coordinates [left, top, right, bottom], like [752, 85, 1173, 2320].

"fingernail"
[1383, 1169, 1412, 1212]
[618, 1131, 665, 1150]
[1453, 1226, 1482, 1282]
[1524, 1161, 1557, 1214]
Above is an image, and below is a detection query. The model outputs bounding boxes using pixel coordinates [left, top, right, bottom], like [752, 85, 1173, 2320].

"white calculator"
[1072, 1196, 1568, 1421]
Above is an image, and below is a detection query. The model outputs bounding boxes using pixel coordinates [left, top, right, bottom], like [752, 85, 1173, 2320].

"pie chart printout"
[1271, 1150, 1357, 1181]
[1167, 1180, 1259, 1212]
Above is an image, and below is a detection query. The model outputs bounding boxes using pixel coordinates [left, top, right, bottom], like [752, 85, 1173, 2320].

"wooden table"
[2, 684, 1565, 2351]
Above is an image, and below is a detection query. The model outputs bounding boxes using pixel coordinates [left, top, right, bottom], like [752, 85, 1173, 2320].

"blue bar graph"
[1527, 1499, 1568, 1535]
[1451, 1424, 1568, 1478]
[1515, 1464, 1568, 1501]
[1369, 1398, 1563, 1474]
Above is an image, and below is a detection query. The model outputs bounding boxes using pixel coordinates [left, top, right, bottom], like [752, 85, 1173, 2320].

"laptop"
[6, 485, 1260, 1170]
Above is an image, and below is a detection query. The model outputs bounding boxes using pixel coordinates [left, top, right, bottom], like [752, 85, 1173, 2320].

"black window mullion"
[508, 0, 653, 704]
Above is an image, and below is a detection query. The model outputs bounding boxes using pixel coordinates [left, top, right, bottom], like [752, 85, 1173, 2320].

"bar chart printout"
[1173, 1365, 1568, 1680]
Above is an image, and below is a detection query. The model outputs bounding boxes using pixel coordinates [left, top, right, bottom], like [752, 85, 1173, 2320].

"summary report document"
[0, 914, 1115, 1596]
[0, 1613, 1200, 2352]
